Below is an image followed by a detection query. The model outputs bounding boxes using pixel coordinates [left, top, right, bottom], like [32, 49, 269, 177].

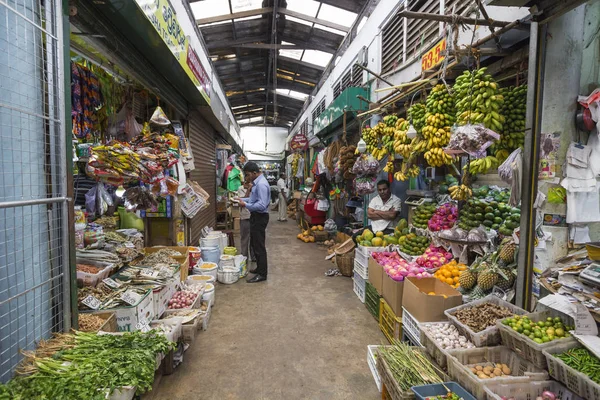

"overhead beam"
[196, 7, 273, 25]
[278, 8, 349, 33]
[206, 36, 268, 50]
[398, 10, 515, 28]
[279, 38, 337, 54]
[278, 55, 326, 71]
[233, 43, 322, 50]
[318, 0, 365, 13]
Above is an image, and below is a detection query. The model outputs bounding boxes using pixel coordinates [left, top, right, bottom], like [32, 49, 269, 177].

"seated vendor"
[353, 180, 401, 242]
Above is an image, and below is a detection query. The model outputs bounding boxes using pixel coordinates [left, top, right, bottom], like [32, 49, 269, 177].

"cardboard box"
[402, 277, 462, 323]
[382, 275, 404, 317]
[231, 206, 241, 218]
[368, 256, 384, 295]
[113, 290, 155, 332]
[233, 217, 240, 232]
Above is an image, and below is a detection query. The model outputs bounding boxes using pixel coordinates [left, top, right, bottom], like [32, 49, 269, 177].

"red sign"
[187, 46, 211, 98]
[290, 134, 308, 151]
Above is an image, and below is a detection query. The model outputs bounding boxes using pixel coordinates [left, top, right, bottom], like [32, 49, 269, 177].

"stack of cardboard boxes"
[231, 206, 240, 234]
[368, 254, 462, 340]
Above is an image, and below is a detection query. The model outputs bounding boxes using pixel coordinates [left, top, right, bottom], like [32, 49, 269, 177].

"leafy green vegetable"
[0, 331, 175, 399]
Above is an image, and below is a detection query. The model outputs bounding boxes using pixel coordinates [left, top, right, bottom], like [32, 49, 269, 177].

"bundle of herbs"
[378, 341, 445, 392]
[0, 331, 175, 400]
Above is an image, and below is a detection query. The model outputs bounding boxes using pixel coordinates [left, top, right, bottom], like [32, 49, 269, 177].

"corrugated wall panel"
[188, 112, 216, 245]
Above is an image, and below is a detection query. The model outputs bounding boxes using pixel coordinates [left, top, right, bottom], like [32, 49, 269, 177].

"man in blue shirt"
[237, 162, 270, 283]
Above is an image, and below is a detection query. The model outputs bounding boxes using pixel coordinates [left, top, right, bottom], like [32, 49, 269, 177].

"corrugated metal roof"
[189, 0, 368, 126]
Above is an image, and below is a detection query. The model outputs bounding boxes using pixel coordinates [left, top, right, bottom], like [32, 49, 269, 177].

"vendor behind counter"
[353, 179, 401, 242]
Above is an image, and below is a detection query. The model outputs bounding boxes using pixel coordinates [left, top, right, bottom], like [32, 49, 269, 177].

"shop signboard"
[134, 0, 211, 104]
[290, 134, 308, 151]
[421, 38, 447, 71]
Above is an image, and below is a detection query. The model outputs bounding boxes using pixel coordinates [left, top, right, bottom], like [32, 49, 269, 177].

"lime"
[547, 317, 553, 322]
[523, 323, 531, 331]
[534, 331, 542, 339]
[555, 328, 565, 337]
[553, 317, 562, 324]
[516, 326, 523, 333]
[542, 336, 550, 343]
[523, 329, 531, 336]
[534, 338, 543, 344]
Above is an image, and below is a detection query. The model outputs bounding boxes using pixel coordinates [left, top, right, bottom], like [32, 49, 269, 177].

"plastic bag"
[85, 185, 98, 216]
[548, 186, 566, 204]
[324, 219, 337, 233]
[150, 106, 171, 126]
[446, 124, 500, 157]
[351, 155, 379, 176]
[354, 176, 377, 195]
[125, 110, 143, 142]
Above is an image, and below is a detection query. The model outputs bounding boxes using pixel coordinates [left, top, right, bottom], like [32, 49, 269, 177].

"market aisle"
[149, 213, 384, 400]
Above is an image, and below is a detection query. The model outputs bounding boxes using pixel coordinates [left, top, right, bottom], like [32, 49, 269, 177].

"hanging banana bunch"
[422, 84, 456, 167]
[468, 155, 500, 175]
[454, 68, 505, 132]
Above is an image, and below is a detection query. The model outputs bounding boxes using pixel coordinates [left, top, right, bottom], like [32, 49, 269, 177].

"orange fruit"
[445, 277, 454, 285]
[453, 276, 460, 284]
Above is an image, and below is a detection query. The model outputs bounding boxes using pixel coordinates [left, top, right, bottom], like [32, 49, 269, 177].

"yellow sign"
[134, 0, 211, 104]
[421, 38, 447, 72]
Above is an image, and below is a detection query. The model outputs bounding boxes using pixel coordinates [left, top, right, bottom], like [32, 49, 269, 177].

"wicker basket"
[335, 251, 354, 277]
[313, 230, 329, 242]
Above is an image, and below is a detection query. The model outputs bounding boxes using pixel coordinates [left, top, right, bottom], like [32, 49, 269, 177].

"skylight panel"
[286, 0, 320, 17]
[302, 50, 332, 67]
[317, 4, 357, 27]
[190, 0, 230, 19]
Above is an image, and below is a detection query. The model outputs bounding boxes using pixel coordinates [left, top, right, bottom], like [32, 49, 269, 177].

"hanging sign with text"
[421, 38, 447, 71]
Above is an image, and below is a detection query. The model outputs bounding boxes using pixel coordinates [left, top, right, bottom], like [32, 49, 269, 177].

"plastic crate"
[379, 299, 403, 343]
[368, 345, 384, 392]
[447, 346, 549, 400]
[497, 309, 577, 368]
[355, 245, 385, 271]
[444, 295, 527, 347]
[353, 258, 368, 280]
[411, 382, 477, 400]
[377, 346, 449, 400]
[353, 271, 366, 303]
[542, 341, 600, 400]
[365, 281, 381, 320]
[484, 380, 585, 400]
[419, 322, 462, 369]
[402, 308, 422, 346]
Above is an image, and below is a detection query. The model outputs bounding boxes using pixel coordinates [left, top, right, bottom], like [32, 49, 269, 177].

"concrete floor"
[149, 213, 385, 400]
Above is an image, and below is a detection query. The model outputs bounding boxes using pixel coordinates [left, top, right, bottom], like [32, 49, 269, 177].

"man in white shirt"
[353, 180, 401, 242]
[277, 173, 288, 222]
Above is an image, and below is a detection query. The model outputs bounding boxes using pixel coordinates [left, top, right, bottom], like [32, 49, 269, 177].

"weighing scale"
[405, 190, 436, 226]
[580, 262, 600, 288]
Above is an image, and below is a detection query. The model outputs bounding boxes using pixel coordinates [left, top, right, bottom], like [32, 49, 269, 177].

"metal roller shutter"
[188, 112, 217, 245]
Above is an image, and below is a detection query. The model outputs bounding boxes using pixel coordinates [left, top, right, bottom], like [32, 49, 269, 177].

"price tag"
[159, 265, 173, 275]
[141, 269, 160, 279]
[103, 278, 121, 288]
[136, 319, 151, 333]
[575, 303, 599, 336]
[82, 295, 102, 310]
[120, 291, 141, 306]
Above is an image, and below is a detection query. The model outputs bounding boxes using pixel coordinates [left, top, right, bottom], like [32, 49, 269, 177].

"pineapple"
[477, 268, 499, 291]
[458, 269, 477, 290]
[499, 240, 517, 264]
[496, 270, 516, 291]
[470, 285, 488, 299]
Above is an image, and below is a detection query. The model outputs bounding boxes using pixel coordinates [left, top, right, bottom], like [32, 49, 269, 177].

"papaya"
[371, 237, 384, 247]
[363, 229, 374, 241]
